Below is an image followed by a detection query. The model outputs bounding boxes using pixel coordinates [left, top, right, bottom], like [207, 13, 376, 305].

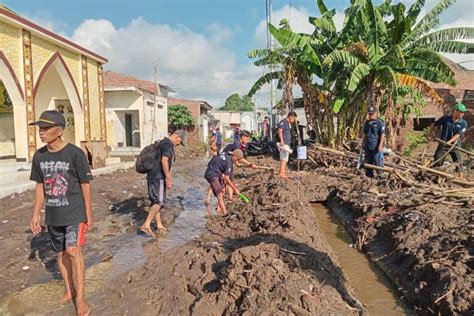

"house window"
[413, 117, 435, 131]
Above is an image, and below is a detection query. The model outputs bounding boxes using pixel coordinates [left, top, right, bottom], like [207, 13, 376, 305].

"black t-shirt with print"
[147, 138, 175, 179]
[30, 143, 93, 226]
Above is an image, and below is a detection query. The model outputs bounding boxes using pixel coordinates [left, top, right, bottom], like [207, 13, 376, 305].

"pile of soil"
[303, 147, 473, 315]
[94, 167, 363, 315]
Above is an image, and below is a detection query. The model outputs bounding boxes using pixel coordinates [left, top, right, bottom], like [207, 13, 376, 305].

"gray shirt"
[278, 118, 291, 145]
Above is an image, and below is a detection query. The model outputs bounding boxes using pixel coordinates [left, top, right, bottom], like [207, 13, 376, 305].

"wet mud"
[0, 145, 471, 315]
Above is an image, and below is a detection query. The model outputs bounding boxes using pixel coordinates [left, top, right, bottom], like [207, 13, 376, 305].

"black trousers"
[433, 144, 462, 171]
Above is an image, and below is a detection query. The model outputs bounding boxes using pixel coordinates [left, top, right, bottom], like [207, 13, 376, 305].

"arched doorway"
[34, 53, 83, 147]
[0, 52, 25, 160]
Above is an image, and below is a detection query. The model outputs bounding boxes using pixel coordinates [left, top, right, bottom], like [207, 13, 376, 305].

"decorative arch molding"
[33, 51, 85, 147]
[0, 50, 24, 102]
[33, 51, 82, 110]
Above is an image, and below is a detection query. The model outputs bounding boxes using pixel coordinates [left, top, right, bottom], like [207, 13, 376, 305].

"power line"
[289, 0, 293, 23]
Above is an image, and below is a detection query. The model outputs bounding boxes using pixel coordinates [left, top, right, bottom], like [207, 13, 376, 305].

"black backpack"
[135, 141, 161, 174]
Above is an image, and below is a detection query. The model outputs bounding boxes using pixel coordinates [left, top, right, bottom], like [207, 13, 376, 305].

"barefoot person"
[278, 111, 297, 178]
[140, 129, 185, 237]
[204, 130, 257, 207]
[204, 149, 244, 216]
[29, 110, 93, 316]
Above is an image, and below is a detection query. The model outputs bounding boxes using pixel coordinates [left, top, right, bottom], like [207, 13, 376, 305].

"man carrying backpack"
[140, 130, 185, 237]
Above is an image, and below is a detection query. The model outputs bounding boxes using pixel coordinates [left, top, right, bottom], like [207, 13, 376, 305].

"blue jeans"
[365, 150, 383, 178]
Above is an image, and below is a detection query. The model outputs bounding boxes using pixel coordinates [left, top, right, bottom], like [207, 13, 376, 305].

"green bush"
[168, 104, 195, 131]
[403, 129, 428, 156]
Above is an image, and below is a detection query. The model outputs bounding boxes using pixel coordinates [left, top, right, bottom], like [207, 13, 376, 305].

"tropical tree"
[221, 93, 254, 111]
[168, 104, 195, 131]
[322, 0, 473, 145]
[248, 0, 474, 147]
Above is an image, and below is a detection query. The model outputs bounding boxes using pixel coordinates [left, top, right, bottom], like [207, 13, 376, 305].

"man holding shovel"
[205, 130, 259, 207]
[431, 103, 468, 174]
[204, 149, 244, 216]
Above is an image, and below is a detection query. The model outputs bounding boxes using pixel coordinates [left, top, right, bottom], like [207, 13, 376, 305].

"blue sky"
[5, 0, 474, 106]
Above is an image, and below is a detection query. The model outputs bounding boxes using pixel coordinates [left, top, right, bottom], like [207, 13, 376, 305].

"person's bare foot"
[76, 300, 90, 316]
[140, 225, 156, 238]
[61, 291, 76, 304]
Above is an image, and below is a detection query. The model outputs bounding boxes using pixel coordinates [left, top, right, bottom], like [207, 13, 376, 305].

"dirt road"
[1, 149, 471, 315]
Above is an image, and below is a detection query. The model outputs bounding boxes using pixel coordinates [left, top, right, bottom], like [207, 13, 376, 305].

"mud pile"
[99, 169, 362, 315]
[309, 160, 474, 314]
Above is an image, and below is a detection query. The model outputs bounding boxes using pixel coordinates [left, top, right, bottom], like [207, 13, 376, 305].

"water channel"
[313, 203, 411, 315]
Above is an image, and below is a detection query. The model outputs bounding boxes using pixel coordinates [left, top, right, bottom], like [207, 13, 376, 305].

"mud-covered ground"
[303, 148, 473, 315]
[88, 157, 364, 315]
[0, 156, 210, 315]
[0, 144, 472, 315]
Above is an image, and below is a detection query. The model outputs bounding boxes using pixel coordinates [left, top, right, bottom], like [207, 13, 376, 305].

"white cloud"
[254, 4, 346, 48]
[71, 17, 260, 106]
[255, 5, 315, 47]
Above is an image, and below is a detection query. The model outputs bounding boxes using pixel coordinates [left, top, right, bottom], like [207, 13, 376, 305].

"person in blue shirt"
[215, 127, 223, 153]
[432, 103, 468, 173]
[204, 149, 243, 216]
[233, 127, 241, 142]
[361, 107, 386, 178]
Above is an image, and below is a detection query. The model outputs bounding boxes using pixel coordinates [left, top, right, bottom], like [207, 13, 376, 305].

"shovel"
[238, 193, 250, 203]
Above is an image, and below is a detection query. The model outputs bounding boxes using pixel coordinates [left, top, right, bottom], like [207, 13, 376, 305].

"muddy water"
[313, 204, 410, 315]
[0, 159, 210, 315]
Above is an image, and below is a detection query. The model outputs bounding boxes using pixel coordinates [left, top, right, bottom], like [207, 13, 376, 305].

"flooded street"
[0, 157, 210, 315]
[313, 203, 410, 315]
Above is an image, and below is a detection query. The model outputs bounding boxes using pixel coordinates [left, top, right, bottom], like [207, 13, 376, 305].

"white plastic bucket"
[297, 146, 307, 160]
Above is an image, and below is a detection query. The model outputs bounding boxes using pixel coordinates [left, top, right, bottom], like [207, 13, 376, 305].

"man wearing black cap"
[204, 149, 244, 216]
[204, 130, 257, 206]
[361, 107, 386, 178]
[432, 103, 469, 173]
[29, 110, 92, 315]
[140, 129, 185, 237]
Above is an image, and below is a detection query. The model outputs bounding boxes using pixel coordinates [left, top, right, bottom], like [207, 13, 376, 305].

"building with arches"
[0, 6, 107, 163]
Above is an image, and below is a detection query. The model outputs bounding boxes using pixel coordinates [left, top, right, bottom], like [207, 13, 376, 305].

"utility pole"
[266, 0, 275, 140]
[151, 61, 158, 143]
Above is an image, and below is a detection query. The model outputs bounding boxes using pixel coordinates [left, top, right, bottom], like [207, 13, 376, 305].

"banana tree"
[323, 0, 474, 146]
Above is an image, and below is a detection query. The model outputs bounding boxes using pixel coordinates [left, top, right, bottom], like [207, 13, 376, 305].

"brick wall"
[168, 98, 202, 144]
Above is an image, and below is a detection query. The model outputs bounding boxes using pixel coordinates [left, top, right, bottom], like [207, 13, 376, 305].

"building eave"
[104, 86, 143, 94]
[0, 7, 108, 64]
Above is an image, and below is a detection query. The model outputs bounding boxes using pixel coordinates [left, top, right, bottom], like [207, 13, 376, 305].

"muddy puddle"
[0, 160, 210, 315]
[313, 203, 411, 315]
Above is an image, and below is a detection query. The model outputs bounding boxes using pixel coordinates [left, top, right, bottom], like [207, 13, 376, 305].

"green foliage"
[168, 105, 195, 131]
[221, 93, 254, 111]
[403, 129, 428, 156]
[247, 0, 473, 146]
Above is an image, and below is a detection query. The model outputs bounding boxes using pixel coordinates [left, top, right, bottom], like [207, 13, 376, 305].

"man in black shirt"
[204, 149, 243, 215]
[140, 130, 185, 237]
[29, 110, 93, 315]
[278, 111, 297, 178]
